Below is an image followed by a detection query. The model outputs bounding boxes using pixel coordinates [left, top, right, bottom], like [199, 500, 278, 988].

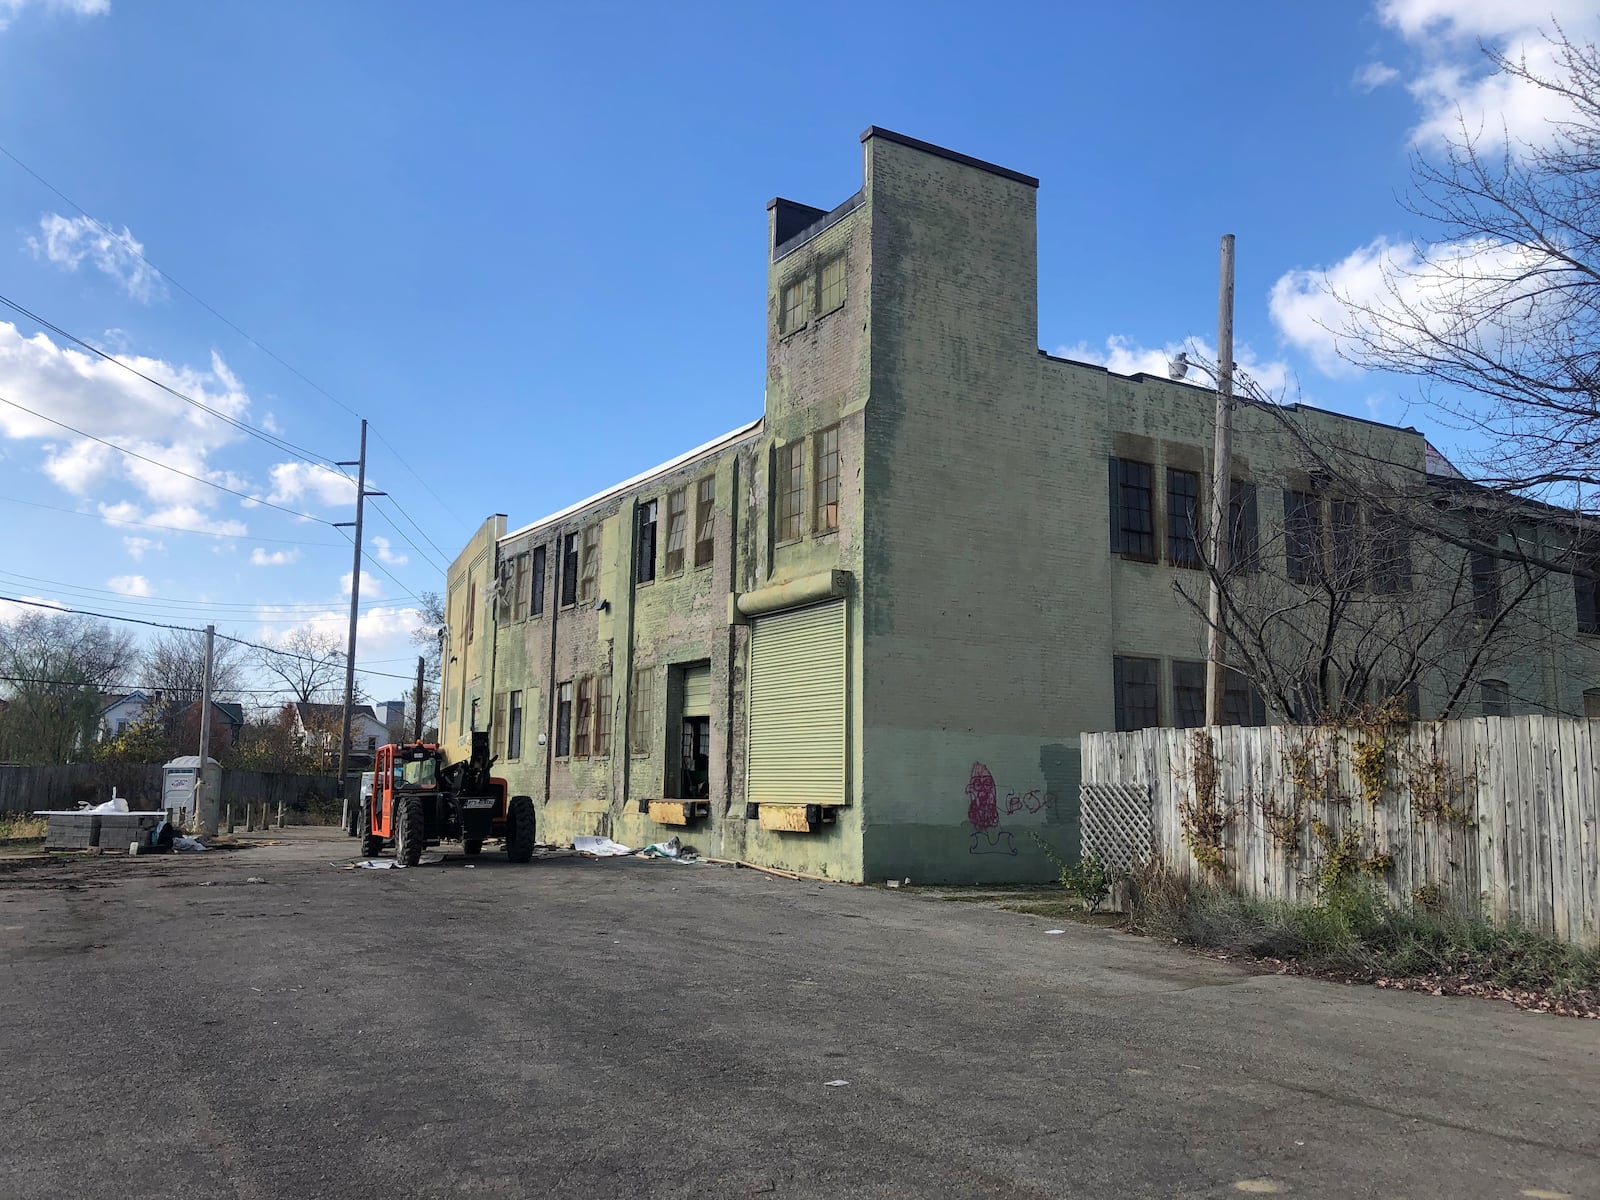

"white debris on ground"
[573, 836, 634, 857]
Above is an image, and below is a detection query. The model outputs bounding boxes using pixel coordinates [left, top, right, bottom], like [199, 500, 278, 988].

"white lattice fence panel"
[1080, 781, 1153, 869]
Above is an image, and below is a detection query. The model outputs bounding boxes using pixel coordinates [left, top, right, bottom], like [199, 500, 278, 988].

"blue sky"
[0, 0, 1590, 705]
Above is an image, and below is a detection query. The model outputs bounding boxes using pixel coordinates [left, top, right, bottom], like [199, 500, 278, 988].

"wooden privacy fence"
[0, 763, 339, 820]
[1081, 716, 1600, 946]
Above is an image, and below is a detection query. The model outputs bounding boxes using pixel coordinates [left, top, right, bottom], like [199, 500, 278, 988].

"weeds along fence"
[0, 763, 341, 824]
[1080, 716, 1600, 946]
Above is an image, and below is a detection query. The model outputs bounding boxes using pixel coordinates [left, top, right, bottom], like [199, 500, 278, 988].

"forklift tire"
[395, 794, 424, 868]
[358, 804, 383, 859]
[506, 795, 535, 863]
[462, 839, 482, 856]
[343, 798, 358, 837]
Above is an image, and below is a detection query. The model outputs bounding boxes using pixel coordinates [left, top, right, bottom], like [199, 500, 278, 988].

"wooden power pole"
[334, 420, 384, 806]
[413, 655, 425, 743]
[1204, 234, 1236, 726]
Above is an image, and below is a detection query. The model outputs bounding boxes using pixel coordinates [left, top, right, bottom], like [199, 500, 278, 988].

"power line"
[0, 392, 331, 525]
[334, 526, 427, 606]
[366, 496, 449, 574]
[0, 568, 395, 614]
[0, 493, 344, 546]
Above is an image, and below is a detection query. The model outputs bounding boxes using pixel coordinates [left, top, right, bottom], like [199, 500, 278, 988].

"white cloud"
[122, 535, 163, 560]
[340, 570, 381, 598]
[371, 535, 407, 566]
[0, 594, 67, 623]
[28, 214, 164, 303]
[266, 461, 357, 508]
[0, 0, 108, 32]
[250, 547, 299, 566]
[106, 574, 152, 597]
[1354, 61, 1400, 92]
[1055, 335, 1294, 398]
[255, 603, 427, 688]
[41, 437, 116, 494]
[98, 501, 247, 538]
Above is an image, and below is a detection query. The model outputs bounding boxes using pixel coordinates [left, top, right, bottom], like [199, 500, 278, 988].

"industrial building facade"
[439, 127, 1600, 884]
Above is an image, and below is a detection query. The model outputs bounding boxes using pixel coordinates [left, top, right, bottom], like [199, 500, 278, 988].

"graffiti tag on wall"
[965, 761, 1056, 855]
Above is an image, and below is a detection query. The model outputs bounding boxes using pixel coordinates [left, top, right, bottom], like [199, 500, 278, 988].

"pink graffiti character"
[966, 762, 999, 831]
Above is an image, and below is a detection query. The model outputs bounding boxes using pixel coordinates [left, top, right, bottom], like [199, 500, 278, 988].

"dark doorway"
[680, 717, 710, 799]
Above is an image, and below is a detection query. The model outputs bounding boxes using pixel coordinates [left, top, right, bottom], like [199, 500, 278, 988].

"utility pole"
[196, 623, 216, 834]
[413, 655, 425, 743]
[1205, 234, 1236, 726]
[334, 420, 385, 807]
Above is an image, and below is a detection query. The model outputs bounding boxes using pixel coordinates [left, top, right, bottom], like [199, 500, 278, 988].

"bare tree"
[143, 628, 246, 707]
[1337, 28, 1600, 509]
[410, 590, 445, 679]
[0, 611, 140, 764]
[254, 627, 345, 704]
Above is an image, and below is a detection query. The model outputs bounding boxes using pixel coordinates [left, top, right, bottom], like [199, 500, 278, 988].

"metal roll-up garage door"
[747, 599, 846, 805]
[682, 664, 712, 718]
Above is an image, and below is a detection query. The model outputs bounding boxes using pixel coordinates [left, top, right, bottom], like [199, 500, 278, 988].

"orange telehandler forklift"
[359, 731, 535, 866]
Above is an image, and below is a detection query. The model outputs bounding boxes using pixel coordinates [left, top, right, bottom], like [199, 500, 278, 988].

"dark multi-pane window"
[1113, 656, 1159, 731]
[1285, 490, 1322, 583]
[1173, 660, 1206, 728]
[1228, 479, 1259, 572]
[530, 545, 546, 616]
[630, 666, 654, 755]
[579, 525, 601, 604]
[664, 488, 688, 575]
[1166, 468, 1200, 567]
[814, 425, 840, 533]
[1331, 500, 1363, 590]
[775, 441, 804, 543]
[507, 690, 523, 760]
[1577, 568, 1600, 634]
[1371, 516, 1411, 594]
[1471, 547, 1499, 618]
[574, 677, 592, 757]
[594, 672, 612, 756]
[1108, 457, 1155, 560]
[636, 501, 658, 584]
[694, 477, 716, 568]
[555, 682, 573, 757]
[1224, 671, 1267, 726]
[560, 533, 579, 607]
[1480, 679, 1510, 717]
[511, 552, 530, 621]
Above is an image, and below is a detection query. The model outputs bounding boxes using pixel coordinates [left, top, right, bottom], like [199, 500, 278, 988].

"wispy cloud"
[1053, 334, 1294, 397]
[0, 0, 108, 33]
[371, 535, 407, 566]
[1353, 61, 1400, 92]
[28, 214, 164, 303]
[122, 535, 163, 561]
[106, 573, 152, 597]
[250, 547, 299, 566]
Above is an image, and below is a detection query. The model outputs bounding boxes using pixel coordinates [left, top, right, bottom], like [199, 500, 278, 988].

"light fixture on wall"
[596, 598, 611, 613]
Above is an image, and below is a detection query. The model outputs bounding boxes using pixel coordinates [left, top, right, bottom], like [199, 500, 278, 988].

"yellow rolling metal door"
[746, 600, 846, 805]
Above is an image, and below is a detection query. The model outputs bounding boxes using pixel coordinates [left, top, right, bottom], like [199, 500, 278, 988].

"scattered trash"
[466, 864, 476, 869]
[574, 836, 633, 857]
[823, 1079, 850, 1087]
[885, 880, 900, 889]
[197, 881, 215, 887]
[173, 835, 209, 853]
[1045, 929, 1066, 935]
[245, 877, 266, 884]
[638, 836, 697, 861]
[355, 860, 397, 870]
[83, 797, 130, 814]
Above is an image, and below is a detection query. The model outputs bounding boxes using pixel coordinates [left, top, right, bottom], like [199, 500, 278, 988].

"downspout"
[619, 502, 641, 819]
[489, 549, 501, 756]
[543, 541, 561, 808]
[724, 454, 741, 814]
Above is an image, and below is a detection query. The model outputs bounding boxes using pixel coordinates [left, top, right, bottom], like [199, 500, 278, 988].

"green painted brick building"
[439, 127, 1600, 884]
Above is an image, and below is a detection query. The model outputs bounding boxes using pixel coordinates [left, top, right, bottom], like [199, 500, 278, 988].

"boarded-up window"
[747, 600, 846, 805]
[1108, 457, 1155, 560]
[579, 524, 601, 604]
[775, 442, 804, 543]
[594, 672, 612, 756]
[574, 677, 592, 757]
[630, 666, 654, 756]
[664, 488, 688, 574]
[531, 545, 546, 616]
[1113, 656, 1158, 731]
[560, 533, 579, 607]
[511, 552, 530, 621]
[1166, 468, 1200, 567]
[694, 476, 716, 568]
[492, 693, 507, 759]
[814, 425, 840, 534]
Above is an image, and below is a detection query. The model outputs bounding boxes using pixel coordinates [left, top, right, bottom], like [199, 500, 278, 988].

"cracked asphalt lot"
[1, 828, 1596, 1199]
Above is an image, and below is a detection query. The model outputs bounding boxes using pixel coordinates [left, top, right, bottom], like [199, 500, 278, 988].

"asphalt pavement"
[1, 828, 1596, 1199]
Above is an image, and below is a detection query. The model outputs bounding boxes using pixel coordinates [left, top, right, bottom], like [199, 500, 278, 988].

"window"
[1586, 688, 1600, 719]
[530, 545, 546, 616]
[630, 666, 654, 755]
[1372, 516, 1412, 595]
[1173, 660, 1205, 728]
[636, 501, 657, 585]
[367, 736, 377, 752]
[1223, 671, 1268, 726]
[1166, 468, 1200, 567]
[560, 533, 578, 608]
[574, 677, 592, 757]
[508, 690, 524, 760]
[1108, 457, 1155, 560]
[780, 276, 809, 333]
[1228, 479, 1259, 572]
[1113, 656, 1159, 731]
[664, 488, 688, 574]
[814, 424, 840, 534]
[694, 476, 716, 568]
[555, 682, 573, 758]
[579, 524, 601, 604]
[466, 580, 477, 643]
[511, 552, 530, 622]
[594, 672, 612, 756]
[819, 256, 846, 314]
[1331, 500, 1363, 590]
[1480, 679, 1510, 717]
[116, 720, 128, 736]
[1471, 547, 1499, 618]
[1285, 490, 1322, 583]
[775, 441, 804, 543]
[1578, 568, 1600, 634]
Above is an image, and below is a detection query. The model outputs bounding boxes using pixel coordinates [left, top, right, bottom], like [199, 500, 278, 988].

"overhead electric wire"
[0, 567, 395, 613]
[365, 497, 449, 574]
[0, 393, 332, 525]
[0, 139, 471, 536]
[334, 526, 427, 606]
[0, 494, 344, 546]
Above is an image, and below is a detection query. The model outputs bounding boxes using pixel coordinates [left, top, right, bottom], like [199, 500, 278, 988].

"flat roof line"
[860, 126, 1039, 188]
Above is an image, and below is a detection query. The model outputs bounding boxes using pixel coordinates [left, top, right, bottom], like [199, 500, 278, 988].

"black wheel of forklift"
[358, 803, 382, 859]
[462, 839, 482, 856]
[343, 797, 358, 837]
[506, 795, 535, 863]
[395, 794, 424, 868]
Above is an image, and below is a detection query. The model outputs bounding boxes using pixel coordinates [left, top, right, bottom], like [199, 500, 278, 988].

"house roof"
[294, 701, 377, 723]
[100, 690, 147, 714]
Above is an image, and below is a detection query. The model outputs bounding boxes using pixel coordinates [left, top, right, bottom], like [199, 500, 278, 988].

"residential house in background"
[100, 690, 157, 741]
[291, 702, 388, 769]
[441, 127, 1600, 885]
